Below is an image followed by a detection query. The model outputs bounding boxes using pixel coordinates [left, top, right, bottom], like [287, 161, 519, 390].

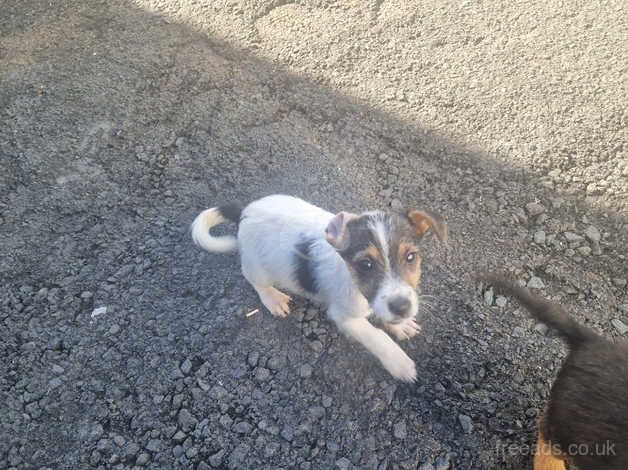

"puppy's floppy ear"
[325, 211, 357, 250]
[407, 209, 448, 244]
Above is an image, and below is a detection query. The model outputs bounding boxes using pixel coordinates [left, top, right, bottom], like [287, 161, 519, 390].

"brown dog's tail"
[482, 273, 598, 346]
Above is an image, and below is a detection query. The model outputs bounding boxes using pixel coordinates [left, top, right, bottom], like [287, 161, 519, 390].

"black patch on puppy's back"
[294, 238, 318, 294]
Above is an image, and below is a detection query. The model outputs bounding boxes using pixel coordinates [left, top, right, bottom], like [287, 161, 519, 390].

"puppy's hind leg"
[241, 259, 291, 317]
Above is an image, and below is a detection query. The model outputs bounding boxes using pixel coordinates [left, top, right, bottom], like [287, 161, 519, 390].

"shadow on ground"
[0, 1, 625, 469]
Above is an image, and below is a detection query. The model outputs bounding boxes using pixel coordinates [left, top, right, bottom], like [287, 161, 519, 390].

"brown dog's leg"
[534, 413, 566, 470]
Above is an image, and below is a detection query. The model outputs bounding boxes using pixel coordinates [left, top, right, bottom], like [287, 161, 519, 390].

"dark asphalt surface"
[1, 1, 626, 469]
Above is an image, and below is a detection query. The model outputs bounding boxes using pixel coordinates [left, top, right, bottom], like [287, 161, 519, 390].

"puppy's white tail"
[191, 204, 242, 253]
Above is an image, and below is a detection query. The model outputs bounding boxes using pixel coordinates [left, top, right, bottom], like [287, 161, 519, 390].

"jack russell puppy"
[191, 195, 447, 381]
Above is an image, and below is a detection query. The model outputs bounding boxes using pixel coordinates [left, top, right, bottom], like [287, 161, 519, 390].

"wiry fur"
[192, 195, 446, 381]
[484, 274, 628, 470]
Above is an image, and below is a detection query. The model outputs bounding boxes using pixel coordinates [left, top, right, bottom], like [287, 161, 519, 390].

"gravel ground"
[1, 1, 626, 469]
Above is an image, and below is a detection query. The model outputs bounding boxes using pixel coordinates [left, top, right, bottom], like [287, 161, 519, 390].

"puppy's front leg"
[336, 318, 417, 382]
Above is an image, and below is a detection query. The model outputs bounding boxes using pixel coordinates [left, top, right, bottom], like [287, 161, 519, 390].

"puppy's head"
[325, 209, 447, 323]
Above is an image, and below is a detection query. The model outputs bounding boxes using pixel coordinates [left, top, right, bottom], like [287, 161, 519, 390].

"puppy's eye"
[356, 258, 374, 271]
[405, 252, 418, 263]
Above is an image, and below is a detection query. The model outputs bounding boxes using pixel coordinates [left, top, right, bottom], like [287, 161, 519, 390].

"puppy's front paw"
[386, 318, 422, 341]
[382, 352, 417, 382]
[258, 287, 292, 317]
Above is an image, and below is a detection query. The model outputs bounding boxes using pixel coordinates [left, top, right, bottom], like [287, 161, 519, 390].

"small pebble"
[483, 288, 494, 306]
[145, 438, 161, 452]
[458, 413, 473, 434]
[393, 420, 407, 440]
[612, 278, 627, 288]
[197, 378, 210, 391]
[233, 421, 252, 435]
[577, 246, 591, 256]
[299, 363, 313, 379]
[254, 367, 271, 382]
[172, 445, 184, 458]
[178, 408, 198, 432]
[267, 355, 286, 371]
[525, 202, 545, 217]
[611, 319, 628, 335]
[280, 425, 294, 442]
[208, 449, 225, 467]
[49, 377, 62, 389]
[247, 351, 259, 368]
[390, 199, 403, 211]
[309, 406, 325, 420]
[172, 431, 186, 443]
[228, 444, 249, 468]
[527, 276, 545, 289]
[563, 231, 584, 243]
[534, 323, 549, 335]
[91, 306, 107, 318]
[136, 453, 150, 465]
[180, 358, 192, 375]
[584, 225, 601, 243]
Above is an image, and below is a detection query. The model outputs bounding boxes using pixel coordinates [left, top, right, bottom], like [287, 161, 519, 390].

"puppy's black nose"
[388, 296, 411, 317]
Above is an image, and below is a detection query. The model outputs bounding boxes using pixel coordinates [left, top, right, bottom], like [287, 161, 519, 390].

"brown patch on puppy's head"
[361, 245, 385, 266]
[396, 241, 422, 288]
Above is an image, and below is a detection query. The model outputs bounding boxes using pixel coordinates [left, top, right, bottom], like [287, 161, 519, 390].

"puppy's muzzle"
[388, 296, 412, 319]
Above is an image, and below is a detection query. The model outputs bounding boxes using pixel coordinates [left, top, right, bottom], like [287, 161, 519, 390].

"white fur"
[192, 195, 417, 382]
[370, 275, 419, 324]
[190, 208, 238, 253]
[367, 213, 391, 267]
